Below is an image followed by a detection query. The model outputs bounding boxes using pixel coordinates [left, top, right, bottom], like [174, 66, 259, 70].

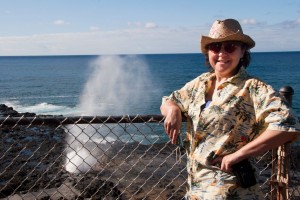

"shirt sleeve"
[250, 79, 300, 139]
[162, 78, 199, 113]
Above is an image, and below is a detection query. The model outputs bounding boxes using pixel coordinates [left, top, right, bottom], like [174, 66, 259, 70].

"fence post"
[274, 86, 294, 199]
[279, 86, 294, 107]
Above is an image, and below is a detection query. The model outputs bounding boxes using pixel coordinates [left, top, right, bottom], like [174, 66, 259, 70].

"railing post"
[274, 86, 294, 200]
[279, 86, 294, 107]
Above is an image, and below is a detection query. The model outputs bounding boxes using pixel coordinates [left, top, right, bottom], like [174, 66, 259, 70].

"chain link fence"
[0, 115, 299, 200]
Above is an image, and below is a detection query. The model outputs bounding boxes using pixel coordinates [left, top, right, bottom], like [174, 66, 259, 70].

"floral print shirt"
[163, 67, 300, 199]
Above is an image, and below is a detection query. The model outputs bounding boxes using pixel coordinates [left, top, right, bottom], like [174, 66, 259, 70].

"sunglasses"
[207, 42, 242, 54]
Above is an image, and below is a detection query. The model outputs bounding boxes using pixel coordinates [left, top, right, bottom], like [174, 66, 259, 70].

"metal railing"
[0, 86, 299, 200]
[0, 114, 299, 200]
[0, 115, 187, 200]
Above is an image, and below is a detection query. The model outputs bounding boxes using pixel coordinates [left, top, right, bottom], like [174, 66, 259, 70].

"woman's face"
[208, 41, 245, 78]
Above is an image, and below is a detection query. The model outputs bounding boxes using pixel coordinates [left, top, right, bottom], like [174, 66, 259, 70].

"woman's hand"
[219, 152, 243, 172]
[210, 152, 243, 172]
[160, 101, 182, 144]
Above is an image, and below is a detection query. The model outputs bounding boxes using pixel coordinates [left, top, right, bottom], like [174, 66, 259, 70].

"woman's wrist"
[234, 148, 249, 162]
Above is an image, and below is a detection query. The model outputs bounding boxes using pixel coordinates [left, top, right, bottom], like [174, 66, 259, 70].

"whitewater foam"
[1, 101, 77, 116]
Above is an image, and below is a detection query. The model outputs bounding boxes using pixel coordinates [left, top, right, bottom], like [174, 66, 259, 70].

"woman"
[160, 19, 300, 199]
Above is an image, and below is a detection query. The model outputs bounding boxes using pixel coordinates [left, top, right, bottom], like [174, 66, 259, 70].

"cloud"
[240, 18, 258, 25]
[127, 21, 142, 27]
[244, 19, 300, 52]
[0, 22, 299, 56]
[144, 22, 157, 29]
[128, 21, 157, 29]
[90, 26, 100, 31]
[0, 26, 201, 55]
[278, 19, 300, 28]
[54, 20, 65, 25]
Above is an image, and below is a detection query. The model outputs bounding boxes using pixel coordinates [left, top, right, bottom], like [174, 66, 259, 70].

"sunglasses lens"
[208, 43, 221, 53]
[224, 43, 237, 53]
[208, 42, 240, 53]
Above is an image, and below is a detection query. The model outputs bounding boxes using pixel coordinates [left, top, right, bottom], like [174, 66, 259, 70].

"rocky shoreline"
[0, 104, 36, 117]
[0, 104, 187, 200]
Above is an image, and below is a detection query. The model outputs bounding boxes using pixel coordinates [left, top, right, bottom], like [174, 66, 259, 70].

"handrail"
[0, 115, 168, 126]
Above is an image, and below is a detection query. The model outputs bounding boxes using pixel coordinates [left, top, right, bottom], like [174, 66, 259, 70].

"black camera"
[232, 159, 257, 188]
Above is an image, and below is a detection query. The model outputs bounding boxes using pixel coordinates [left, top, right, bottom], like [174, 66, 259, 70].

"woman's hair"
[204, 43, 252, 70]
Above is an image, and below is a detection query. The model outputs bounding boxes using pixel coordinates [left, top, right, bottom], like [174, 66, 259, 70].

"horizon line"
[0, 50, 299, 57]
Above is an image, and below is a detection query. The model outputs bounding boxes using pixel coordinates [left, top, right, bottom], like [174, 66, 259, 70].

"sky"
[0, 0, 300, 56]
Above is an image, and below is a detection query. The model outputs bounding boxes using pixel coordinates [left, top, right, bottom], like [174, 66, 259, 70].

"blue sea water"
[0, 52, 299, 116]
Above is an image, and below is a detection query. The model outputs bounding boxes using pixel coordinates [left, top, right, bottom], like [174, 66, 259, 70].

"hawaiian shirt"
[162, 67, 300, 199]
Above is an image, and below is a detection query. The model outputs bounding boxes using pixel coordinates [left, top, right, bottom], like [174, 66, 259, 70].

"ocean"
[0, 52, 299, 117]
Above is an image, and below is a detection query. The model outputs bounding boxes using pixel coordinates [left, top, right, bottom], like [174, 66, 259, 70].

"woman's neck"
[205, 79, 216, 101]
[205, 77, 228, 102]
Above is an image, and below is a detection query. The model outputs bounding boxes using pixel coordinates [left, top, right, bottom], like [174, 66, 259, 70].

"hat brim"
[201, 33, 255, 53]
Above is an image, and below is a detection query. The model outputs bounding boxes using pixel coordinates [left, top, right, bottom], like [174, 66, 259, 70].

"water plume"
[78, 55, 152, 115]
[65, 55, 155, 173]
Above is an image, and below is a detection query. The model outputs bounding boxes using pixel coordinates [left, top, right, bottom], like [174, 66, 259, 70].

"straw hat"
[201, 19, 255, 53]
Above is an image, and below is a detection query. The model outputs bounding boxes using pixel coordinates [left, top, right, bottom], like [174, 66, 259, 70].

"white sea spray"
[64, 55, 154, 173]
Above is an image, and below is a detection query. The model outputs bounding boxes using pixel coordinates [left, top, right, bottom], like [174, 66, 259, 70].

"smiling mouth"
[217, 60, 230, 64]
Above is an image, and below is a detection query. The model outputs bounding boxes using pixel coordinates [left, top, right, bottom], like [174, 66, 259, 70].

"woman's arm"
[220, 129, 298, 171]
[160, 100, 182, 144]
